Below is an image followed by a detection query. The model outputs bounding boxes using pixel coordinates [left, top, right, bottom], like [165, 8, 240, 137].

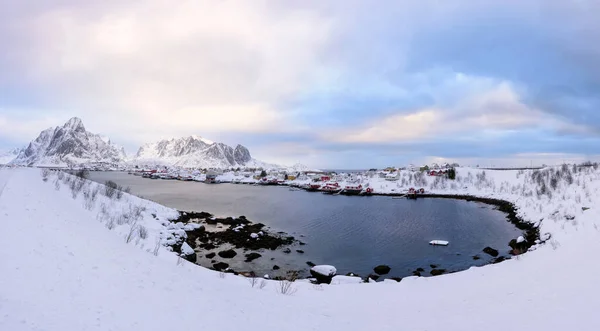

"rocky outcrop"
[373, 265, 391, 275]
[310, 265, 337, 284]
[483, 247, 499, 257]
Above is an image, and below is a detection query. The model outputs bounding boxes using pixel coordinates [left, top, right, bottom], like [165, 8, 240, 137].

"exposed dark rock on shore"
[367, 274, 380, 281]
[205, 252, 216, 259]
[483, 247, 499, 257]
[213, 262, 229, 270]
[310, 266, 336, 284]
[430, 269, 446, 276]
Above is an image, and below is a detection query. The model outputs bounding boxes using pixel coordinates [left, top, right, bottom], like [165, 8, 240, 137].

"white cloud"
[7, 0, 332, 145]
[324, 80, 590, 144]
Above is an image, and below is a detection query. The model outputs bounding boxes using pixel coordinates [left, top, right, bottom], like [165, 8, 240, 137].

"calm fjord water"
[89, 172, 522, 278]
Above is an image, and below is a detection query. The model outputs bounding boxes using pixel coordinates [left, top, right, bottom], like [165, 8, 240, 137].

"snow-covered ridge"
[5, 117, 282, 169]
[132, 135, 275, 169]
[10, 117, 126, 167]
[0, 147, 23, 164]
[2, 165, 600, 330]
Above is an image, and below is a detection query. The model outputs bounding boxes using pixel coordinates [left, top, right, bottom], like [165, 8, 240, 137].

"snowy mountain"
[0, 147, 23, 164]
[133, 135, 272, 169]
[10, 117, 126, 167]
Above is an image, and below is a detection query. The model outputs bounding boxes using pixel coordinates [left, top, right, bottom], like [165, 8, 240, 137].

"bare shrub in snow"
[137, 225, 148, 239]
[104, 180, 118, 199]
[41, 168, 51, 182]
[74, 169, 89, 179]
[69, 177, 86, 199]
[54, 179, 61, 191]
[106, 217, 116, 230]
[219, 271, 226, 279]
[125, 220, 138, 243]
[115, 186, 124, 200]
[259, 280, 267, 289]
[57, 171, 65, 181]
[116, 213, 127, 225]
[177, 256, 184, 266]
[277, 271, 298, 295]
[82, 187, 96, 210]
[549, 239, 561, 250]
[248, 275, 259, 288]
[153, 238, 161, 256]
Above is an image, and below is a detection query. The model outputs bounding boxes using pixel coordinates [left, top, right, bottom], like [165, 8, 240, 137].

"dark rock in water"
[373, 265, 391, 275]
[239, 216, 247, 220]
[483, 247, 499, 257]
[416, 268, 425, 272]
[367, 274, 380, 281]
[296, 250, 305, 254]
[310, 266, 337, 284]
[218, 249, 237, 259]
[472, 255, 481, 260]
[205, 252, 216, 259]
[299, 242, 306, 246]
[430, 269, 446, 276]
[199, 243, 217, 250]
[412, 271, 422, 277]
[211, 260, 216, 263]
[306, 261, 316, 267]
[283, 248, 292, 254]
[213, 262, 229, 271]
[272, 265, 280, 270]
[183, 253, 197, 263]
[271, 258, 275, 260]
[493, 256, 507, 264]
[244, 252, 262, 262]
[390, 277, 402, 282]
[430, 264, 438, 269]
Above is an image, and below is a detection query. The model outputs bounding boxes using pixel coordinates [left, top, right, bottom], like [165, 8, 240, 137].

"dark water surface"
[89, 172, 522, 279]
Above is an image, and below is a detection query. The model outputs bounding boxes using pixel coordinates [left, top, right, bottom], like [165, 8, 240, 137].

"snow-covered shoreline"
[2, 165, 600, 330]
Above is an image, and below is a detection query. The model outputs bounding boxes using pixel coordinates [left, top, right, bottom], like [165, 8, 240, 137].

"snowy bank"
[2, 166, 600, 330]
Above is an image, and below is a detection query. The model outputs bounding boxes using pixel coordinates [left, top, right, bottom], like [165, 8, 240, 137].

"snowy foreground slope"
[2, 167, 600, 330]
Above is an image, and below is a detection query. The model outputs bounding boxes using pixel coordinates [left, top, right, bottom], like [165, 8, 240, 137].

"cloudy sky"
[1, 0, 599, 168]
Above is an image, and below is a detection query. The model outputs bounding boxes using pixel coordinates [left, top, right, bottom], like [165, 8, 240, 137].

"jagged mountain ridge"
[133, 136, 258, 168]
[10, 117, 277, 168]
[0, 147, 23, 164]
[10, 118, 126, 166]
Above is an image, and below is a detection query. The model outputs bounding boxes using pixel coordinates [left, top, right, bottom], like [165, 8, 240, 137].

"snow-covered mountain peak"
[10, 118, 126, 167]
[132, 135, 274, 169]
[63, 117, 85, 132]
[189, 135, 214, 145]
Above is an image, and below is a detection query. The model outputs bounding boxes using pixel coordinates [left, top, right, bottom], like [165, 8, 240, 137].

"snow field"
[1, 165, 600, 330]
